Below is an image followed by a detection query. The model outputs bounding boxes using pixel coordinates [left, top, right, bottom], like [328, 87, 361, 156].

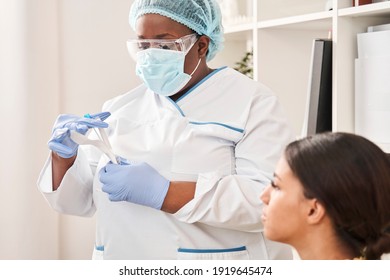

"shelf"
[339, 1, 390, 17]
[218, 0, 390, 151]
[224, 22, 254, 34]
[257, 11, 333, 30]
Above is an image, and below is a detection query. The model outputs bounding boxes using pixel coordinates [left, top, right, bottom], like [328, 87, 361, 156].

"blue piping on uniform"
[165, 66, 228, 117]
[178, 246, 246, 254]
[175, 66, 228, 103]
[189, 121, 244, 133]
[165, 98, 186, 116]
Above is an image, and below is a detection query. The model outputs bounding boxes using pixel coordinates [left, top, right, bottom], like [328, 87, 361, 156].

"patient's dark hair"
[285, 132, 390, 260]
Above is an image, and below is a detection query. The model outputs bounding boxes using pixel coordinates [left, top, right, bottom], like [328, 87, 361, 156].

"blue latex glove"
[99, 161, 170, 210]
[48, 112, 110, 158]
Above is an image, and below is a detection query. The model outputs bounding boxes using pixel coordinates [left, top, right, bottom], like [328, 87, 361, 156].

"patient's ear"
[306, 199, 326, 224]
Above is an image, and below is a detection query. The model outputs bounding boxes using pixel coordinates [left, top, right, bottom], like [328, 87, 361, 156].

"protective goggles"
[127, 33, 199, 60]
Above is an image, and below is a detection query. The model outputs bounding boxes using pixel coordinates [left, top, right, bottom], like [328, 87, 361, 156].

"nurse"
[38, 0, 295, 259]
[260, 132, 390, 260]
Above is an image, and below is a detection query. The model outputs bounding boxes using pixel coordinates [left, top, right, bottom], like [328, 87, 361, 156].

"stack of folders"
[355, 23, 390, 153]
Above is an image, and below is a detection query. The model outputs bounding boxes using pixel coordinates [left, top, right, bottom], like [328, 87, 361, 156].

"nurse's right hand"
[48, 113, 110, 158]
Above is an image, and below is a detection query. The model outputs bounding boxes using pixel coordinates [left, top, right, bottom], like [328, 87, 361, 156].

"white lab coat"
[38, 67, 295, 260]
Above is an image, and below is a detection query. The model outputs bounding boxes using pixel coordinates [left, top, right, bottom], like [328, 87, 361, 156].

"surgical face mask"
[127, 34, 201, 96]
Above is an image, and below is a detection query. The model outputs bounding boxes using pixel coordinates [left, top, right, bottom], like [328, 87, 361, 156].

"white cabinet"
[211, 0, 390, 152]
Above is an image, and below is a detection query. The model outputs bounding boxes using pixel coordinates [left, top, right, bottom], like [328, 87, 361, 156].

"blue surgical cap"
[129, 0, 224, 61]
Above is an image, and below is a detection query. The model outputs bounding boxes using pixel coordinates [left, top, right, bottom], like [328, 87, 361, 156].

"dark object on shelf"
[303, 39, 333, 136]
[354, 0, 373, 5]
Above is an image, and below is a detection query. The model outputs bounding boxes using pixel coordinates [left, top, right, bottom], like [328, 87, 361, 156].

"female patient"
[260, 132, 390, 260]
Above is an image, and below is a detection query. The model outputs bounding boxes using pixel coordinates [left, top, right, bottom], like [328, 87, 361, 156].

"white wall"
[0, 0, 138, 259]
[0, 0, 60, 260]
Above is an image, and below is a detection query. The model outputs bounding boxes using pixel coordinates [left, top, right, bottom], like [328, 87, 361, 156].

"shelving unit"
[212, 0, 390, 152]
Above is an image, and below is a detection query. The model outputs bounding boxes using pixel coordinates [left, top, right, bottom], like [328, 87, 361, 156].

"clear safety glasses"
[127, 33, 199, 61]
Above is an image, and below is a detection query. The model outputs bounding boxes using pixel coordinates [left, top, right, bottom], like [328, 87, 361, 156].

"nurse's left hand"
[99, 161, 170, 210]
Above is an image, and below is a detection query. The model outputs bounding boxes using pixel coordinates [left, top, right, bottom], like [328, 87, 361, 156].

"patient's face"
[260, 156, 310, 246]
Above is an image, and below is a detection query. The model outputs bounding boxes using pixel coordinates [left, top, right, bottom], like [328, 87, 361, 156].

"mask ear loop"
[189, 58, 202, 76]
[184, 35, 202, 76]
